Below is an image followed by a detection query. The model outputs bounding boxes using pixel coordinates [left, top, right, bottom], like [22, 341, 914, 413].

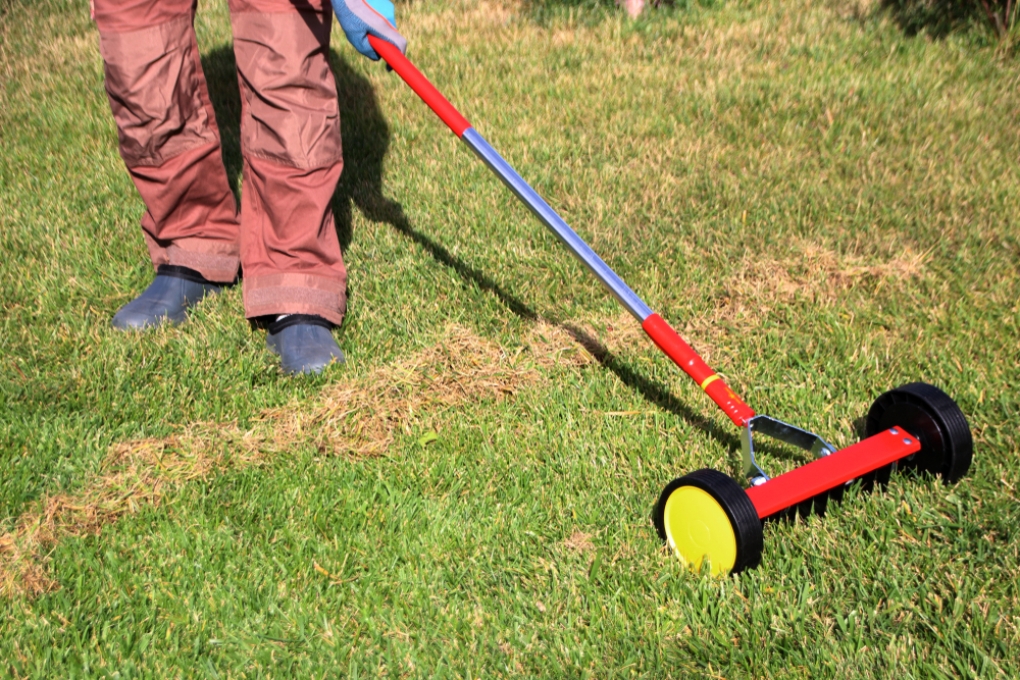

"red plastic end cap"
[642, 313, 755, 427]
[704, 379, 755, 428]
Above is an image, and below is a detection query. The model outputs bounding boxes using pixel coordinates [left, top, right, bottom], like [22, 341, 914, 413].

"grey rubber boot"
[111, 265, 222, 330]
[266, 315, 346, 375]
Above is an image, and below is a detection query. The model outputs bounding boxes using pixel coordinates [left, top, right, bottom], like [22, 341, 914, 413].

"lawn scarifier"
[368, 36, 974, 576]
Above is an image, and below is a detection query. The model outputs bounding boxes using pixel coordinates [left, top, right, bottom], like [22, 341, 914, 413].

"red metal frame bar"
[745, 427, 921, 519]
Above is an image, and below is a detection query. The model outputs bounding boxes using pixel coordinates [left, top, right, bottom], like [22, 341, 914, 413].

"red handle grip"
[367, 35, 472, 137]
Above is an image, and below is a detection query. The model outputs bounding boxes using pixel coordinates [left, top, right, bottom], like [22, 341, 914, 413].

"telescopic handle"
[366, 35, 756, 427]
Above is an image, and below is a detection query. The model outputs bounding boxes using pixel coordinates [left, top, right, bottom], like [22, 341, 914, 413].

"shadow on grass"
[199, 43, 745, 456]
[880, 0, 989, 38]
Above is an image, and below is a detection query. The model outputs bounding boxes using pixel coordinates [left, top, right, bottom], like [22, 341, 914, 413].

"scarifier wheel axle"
[653, 383, 973, 575]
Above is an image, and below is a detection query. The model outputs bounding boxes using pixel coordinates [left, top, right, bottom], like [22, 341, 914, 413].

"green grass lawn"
[2, 0, 1019, 676]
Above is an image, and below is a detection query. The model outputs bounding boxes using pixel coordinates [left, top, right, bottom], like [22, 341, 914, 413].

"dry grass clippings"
[0, 323, 594, 599]
[563, 530, 595, 553]
[708, 241, 932, 329]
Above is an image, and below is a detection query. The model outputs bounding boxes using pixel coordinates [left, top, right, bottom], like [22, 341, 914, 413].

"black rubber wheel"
[652, 469, 763, 575]
[865, 382, 972, 484]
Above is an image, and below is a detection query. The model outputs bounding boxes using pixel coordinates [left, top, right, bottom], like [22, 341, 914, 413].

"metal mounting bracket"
[741, 415, 839, 486]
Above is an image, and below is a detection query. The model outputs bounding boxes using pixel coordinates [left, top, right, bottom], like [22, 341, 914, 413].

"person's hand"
[336, 0, 407, 61]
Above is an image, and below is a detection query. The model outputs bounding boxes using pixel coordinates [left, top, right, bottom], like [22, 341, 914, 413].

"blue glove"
[336, 0, 407, 61]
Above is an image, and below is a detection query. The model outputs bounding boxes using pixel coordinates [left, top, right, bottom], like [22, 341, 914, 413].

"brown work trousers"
[94, 0, 347, 324]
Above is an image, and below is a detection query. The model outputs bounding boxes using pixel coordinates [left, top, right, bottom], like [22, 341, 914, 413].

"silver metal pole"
[461, 128, 653, 322]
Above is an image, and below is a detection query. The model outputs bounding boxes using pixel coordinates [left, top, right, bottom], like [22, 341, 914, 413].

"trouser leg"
[229, 0, 347, 325]
[95, 0, 241, 283]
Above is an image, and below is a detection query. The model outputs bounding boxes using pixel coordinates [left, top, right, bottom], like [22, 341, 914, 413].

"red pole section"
[368, 36, 471, 137]
[642, 313, 755, 427]
[745, 427, 921, 519]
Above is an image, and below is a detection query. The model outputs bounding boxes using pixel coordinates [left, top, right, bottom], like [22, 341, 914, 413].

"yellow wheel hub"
[663, 485, 738, 576]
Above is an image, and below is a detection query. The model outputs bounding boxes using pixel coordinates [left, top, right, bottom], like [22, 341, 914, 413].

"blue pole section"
[461, 128, 654, 322]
